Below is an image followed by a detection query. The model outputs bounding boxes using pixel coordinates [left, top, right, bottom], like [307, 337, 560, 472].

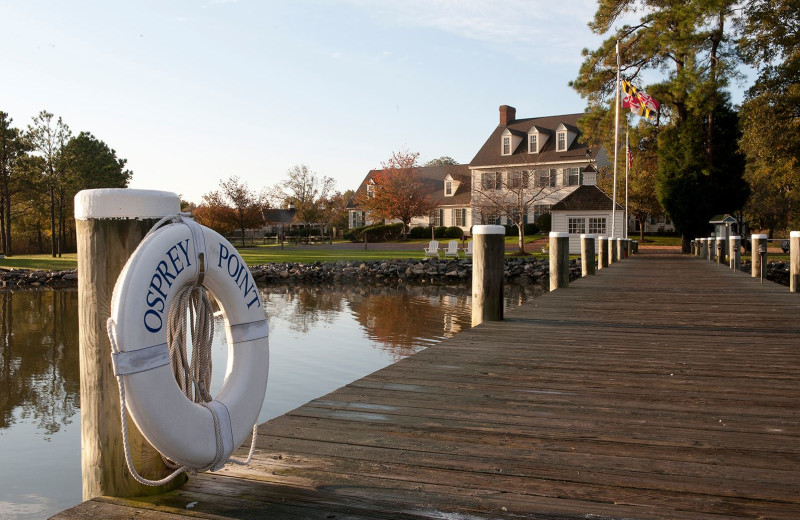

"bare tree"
[472, 166, 555, 254]
[274, 164, 335, 237]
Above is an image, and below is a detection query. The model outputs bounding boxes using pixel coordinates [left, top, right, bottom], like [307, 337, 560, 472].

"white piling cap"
[549, 232, 569, 238]
[790, 231, 800, 238]
[472, 225, 506, 235]
[580, 234, 596, 239]
[730, 236, 742, 240]
[751, 234, 768, 239]
[598, 235, 608, 240]
[75, 189, 180, 220]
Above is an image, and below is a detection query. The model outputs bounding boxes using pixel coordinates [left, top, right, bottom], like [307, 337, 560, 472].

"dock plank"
[52, 254, 800, 519]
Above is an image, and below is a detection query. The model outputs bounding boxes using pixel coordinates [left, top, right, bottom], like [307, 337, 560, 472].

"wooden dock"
[53, 254, 800, 520]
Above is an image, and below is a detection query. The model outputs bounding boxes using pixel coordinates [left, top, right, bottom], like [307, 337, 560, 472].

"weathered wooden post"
[708, 236, 715, 261]
[626, 238, 633, 258]
[471, 225, 505, 327]
[608, 236, 617, 264]
[616, 238, 625, 261]
[690, 240, 696, 255]
[549, 231, 570, 290]
[580, 233, 596, 276]
[75, 189, 186, 500]
[729, 236, 741, 271]
[716, 237, 726, 266]
[751, 233, 768, 279]
[632, 240, 638, 254]
[790, 231, 800, 292]
[598, 235, 608, 269]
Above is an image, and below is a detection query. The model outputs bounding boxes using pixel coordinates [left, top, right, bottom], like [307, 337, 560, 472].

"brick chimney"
[499, 105, 516, 126]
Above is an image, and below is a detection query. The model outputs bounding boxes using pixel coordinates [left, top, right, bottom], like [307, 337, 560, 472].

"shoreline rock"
[3, 258, 792, 289]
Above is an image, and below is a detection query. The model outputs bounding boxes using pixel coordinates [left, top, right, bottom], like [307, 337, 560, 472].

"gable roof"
[262, 208, 296, 224]
[551, 185, 622, 212]
[348, 163, 471, 209]
[470, 112, 597, 168]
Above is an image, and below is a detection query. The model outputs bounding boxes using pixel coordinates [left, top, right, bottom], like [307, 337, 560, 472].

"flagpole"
[612, 41, 620, 239]
[625, 123, 629, 239]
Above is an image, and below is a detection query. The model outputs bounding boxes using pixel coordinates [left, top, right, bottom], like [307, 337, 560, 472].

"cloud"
[333, 0, 598, 62]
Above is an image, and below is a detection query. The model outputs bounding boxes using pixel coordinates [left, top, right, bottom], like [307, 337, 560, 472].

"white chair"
[444, 240, 460, 258]
[463, 240, 473, 258]
[423, 240, 440, 257]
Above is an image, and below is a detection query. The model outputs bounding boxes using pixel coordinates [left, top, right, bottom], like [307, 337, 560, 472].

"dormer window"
[502, 136, 511, 155]
[366, 181, 375, 198]
[557, 131, 567, 151]
[445, 180, 453, 196]
[529, 133, 537, 153]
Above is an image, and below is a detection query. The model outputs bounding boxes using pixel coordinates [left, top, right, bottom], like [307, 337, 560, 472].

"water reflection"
[0, 282, 542, 519]
[0, 289, 79, 439]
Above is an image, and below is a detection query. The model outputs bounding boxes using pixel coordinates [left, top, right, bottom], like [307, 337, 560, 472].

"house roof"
[551, 185, 622, 212]
[470, 112, 598, 168]
[262, 208, 296, 224]
[709, 214, 737, 223]
[348, 163, 472, 209]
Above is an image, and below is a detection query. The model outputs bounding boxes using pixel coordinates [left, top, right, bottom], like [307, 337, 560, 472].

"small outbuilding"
[709, 214, 738, 239]
[551, 185, 624, 254]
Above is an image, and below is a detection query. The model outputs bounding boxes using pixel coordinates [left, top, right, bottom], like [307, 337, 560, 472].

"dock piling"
[729, 236, 741, 271]
[598, 235, 608, 269]
[580, 234, 596, 277]
[75, 189, 185, 500]
[791, 231, 800, 292]
[751, 234, 768, 279]
[549, 232, 570, 290]
[471, 225, 505, 326]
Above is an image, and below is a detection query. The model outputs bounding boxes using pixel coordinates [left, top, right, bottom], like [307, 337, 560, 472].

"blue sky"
[1, 1, 737, 204]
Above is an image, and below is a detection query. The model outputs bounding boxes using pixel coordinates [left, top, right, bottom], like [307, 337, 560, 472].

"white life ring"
[108, 217, 269, 471]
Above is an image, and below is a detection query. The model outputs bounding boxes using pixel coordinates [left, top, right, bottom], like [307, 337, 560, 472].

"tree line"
[192, 165, 354, 245]
[571, 0, 799, 249]
[0, 110, 131, 256]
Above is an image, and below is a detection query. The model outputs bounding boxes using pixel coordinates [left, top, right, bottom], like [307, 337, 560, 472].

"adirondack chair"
[423, 240, 440, 257]
[444, 240, 460, 258]
[463, 240, 473, 258]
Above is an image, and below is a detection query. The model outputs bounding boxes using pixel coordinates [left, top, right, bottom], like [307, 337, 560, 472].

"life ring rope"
[107, 214, 262, 486]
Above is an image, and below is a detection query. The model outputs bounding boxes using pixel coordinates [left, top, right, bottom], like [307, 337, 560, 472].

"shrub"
[524, 223, 539, 235]
[444, 226, 464, 239]
[408, 226, 430, 239]
[536, 214, 552, 234]
[360, 223, 403, 242]
[434, 226, 447, 238]
[504, 225, 517, 236]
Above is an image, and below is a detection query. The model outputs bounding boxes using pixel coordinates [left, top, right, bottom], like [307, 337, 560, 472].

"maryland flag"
[621, 79, 659, 119]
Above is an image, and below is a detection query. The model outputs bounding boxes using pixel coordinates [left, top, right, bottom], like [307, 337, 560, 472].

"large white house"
[349, 105, 619, 236]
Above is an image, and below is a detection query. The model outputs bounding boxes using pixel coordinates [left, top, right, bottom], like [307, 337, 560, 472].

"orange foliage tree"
[355, 150, 434, 238]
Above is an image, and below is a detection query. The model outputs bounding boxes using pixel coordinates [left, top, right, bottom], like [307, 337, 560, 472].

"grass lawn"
[636, 234, 683, 246]
[0, 254, 78, 270]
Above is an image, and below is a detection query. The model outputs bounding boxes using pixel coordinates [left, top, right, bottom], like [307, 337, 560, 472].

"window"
[352, 211, 366, 228]
[557, 131, 567, 151]
[431, 209, 444, 227]
[366, 183, 375, 198]
[453, 208, 466, 227]
[482, 172, 501, 190]
[502, 136, 511, 155]
[533, 204, 551, 221]
[510, 171, 529, 189]
[445, 180, 452, 196]
[536, 169, 556, 188]
[568, 217, 586, 234]
[529, 133, 537, 153]
[566, 167, 581, 186]
[588, 217, 606, 235]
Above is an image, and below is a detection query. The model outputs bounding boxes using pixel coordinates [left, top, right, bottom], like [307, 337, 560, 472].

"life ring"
[108, 217, 269, 471]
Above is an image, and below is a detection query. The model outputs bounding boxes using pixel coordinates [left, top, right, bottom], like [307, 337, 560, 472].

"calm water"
[0, 283, 542, 519]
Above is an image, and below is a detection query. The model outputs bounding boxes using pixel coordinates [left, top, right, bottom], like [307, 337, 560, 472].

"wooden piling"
[580, 234, 596, 276]
[690, 240, 695, 255]
[751, 234, 768, 278]
[608, 237, 617, 264]
[716, 238, 726, 266]
[75, 189, 186, 500]
[708, 236, 716, 261]
[790, 231, 800, 292]
[729, 236, 741, 271]
[597, 235, 608, 269]
[471, 225, 505, 327]
[549, 232, 570, 290]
